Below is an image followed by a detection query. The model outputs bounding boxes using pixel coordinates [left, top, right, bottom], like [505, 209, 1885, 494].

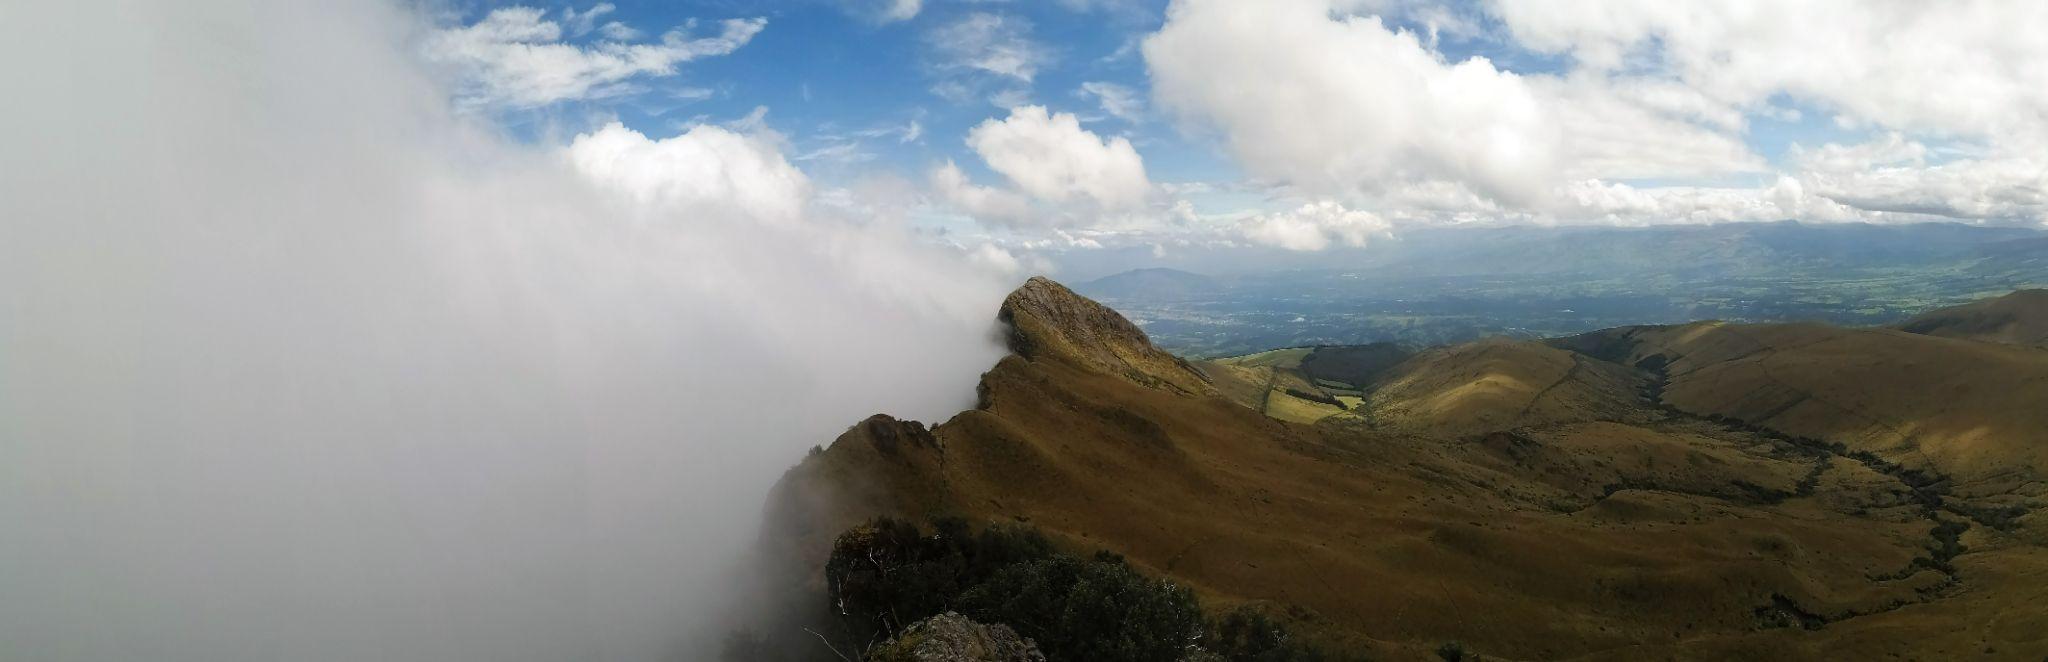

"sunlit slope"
[1559, 321, 2048, 496]
[1199, 344, 1412, 425]
[1896, 288, 2048, 348]
[767, 280, 2048, 660]
[1361, 338, 1647, 437]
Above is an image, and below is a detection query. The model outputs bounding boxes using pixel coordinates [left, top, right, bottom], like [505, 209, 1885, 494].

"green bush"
[824, 517, 1056, 645]
[1206, 606, 1326, 662]
[822, 518, 1353, 662]
[959, 554, 1203, 662]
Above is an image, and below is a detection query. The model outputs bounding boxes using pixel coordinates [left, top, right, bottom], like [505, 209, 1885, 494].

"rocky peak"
[843, 414, 942, 457]
[997, 276, 1213, 396]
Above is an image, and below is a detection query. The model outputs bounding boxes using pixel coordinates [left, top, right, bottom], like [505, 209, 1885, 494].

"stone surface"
[869, 612, 1045, 662]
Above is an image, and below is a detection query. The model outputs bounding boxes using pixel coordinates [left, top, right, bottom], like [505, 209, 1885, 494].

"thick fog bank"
[0, 1, 1010, 660]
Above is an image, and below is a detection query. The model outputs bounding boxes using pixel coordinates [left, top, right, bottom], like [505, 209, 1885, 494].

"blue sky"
[426, 0, 2048, 262]
[466, 0, 1221, 190]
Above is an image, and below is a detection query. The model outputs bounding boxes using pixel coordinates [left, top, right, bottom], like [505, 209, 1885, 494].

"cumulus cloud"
[931, 160, 1038, 226]
[1798, 151, 2048, 222]
[1536, 74, 1768, 181]
[425, 7, 765, 107]
[1240, 200, 1394, 250]
[966, 105, 1153, 208]
[1135, 0, 2048, 229]
[568, 121, 812, 222]
[1145, 0, 1563, 205]
[1, 2, 1013, 660]
[1488, 0, 2048, 147]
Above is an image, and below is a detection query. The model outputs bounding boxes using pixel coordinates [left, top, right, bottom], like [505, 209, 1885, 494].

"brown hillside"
[1559, 321, 2048, 496]
[764, 281, 2048, 660]
[1362, 338, 1648, 437]
[1895, 289, 2048, 348]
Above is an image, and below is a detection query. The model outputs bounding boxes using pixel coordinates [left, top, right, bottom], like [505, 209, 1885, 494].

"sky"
[425, 0, 2048, 274]
[1, 2, 2046, 661]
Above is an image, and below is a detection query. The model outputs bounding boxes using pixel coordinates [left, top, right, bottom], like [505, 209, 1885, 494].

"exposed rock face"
[999, 276, 1214, 396]
[851, 414, 943, 457]
[869, 612, 1045, 662]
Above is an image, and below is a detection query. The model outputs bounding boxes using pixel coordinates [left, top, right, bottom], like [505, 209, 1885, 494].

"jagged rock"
[998, 276, 1214, 396]
[869, 612, 1045, 662]
[849, 414, 942, 456]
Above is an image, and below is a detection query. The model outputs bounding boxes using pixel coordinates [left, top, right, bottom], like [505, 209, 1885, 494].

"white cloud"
[425, 8, 765, 107]
[566, 121, 811, 223]
[560, 3, 614, 37]
[852, 118, 925, 144]
[842, 0, 922, 24]
[1079, 81, 1144, 122]
[930, 161, 1037, 226]
[1240, 200, 1393, 250]
[1143, 0, 2048, 228]
[965, 105, 1153, 208]
[988, 87, 1033, 109]
[597, 21, 641, 40]
[671, 86, 717, 102]
[1487, 0, 2048, 147]
[1144, 1, 1561, 204]
[1800, 154, 2048, 222]
[884, 0, 923, 23]
[1, 1, 1019, 660]
[967, 242, 1038, 275]
[927, 13, 1048, 83]
[1537, 74, 1767, 181]
[1553, 177, 1857, 226]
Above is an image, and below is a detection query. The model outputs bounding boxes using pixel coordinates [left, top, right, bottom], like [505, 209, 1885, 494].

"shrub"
[824, 517, 1056, 647]
[1206, 606, 1325, 662]
[823, 518, 1360, 662]
[959, 554, 1204, 662]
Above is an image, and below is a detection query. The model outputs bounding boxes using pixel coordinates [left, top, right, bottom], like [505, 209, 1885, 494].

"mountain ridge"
[760, 278, 2048, 660]
[1895, 289, 2048, 348]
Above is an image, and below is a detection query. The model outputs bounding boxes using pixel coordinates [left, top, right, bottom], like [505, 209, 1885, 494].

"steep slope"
[1895, 289, 2048, 348]
[764, 280, 2048, 660]
[1000, 276, 1214, 396]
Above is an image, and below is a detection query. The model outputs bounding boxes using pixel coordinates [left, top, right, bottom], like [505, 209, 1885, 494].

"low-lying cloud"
[0, 1, 1010, 660]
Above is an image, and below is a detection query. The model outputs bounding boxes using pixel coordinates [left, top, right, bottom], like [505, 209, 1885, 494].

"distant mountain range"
[1073, 222, 2048, 357]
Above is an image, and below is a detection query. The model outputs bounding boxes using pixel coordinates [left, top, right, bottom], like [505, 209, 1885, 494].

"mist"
[0, 1, 1012, 660]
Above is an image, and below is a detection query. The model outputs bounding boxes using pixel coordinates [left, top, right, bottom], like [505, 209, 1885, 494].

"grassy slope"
[1895, 289, 2048, 348]
[766, 282, 2048, 660]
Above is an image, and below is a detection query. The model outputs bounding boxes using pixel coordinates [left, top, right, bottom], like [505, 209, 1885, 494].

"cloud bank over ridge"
[0, 1, 1014, 660]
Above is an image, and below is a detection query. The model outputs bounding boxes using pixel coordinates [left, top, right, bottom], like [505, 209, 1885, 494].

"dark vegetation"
[803, 517, 1344, 661]
[1282, 387, 1346, 408]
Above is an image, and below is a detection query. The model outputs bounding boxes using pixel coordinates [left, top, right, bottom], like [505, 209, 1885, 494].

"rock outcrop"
[998, 276, 1214, 396]
[869, 612, 1046, 662]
